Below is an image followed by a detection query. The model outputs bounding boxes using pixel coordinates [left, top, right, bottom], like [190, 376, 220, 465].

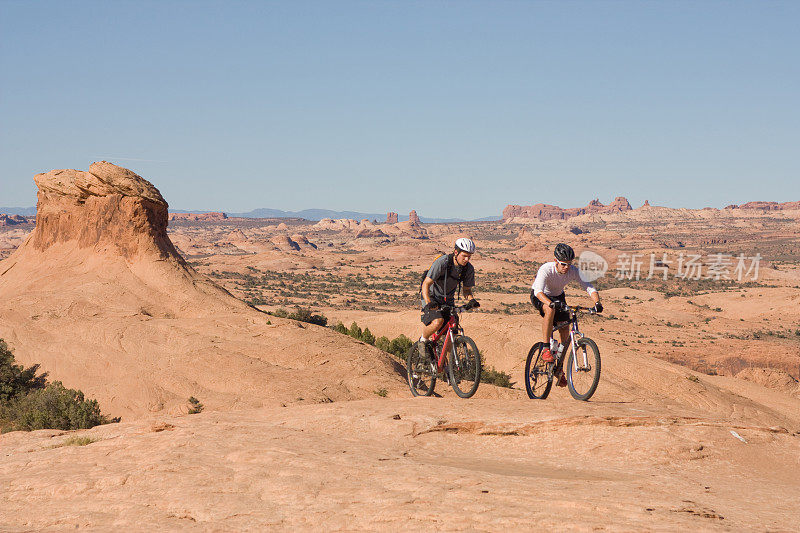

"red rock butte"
[31, 161, 180, 261]
[503, 197, 633, 222]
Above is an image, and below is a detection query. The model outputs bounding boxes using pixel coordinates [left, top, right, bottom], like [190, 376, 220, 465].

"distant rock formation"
[269, 234, 301, 251]
[0, 214, 31, 226]
[503, 197, 633, 222]
[727, 201, 800, 211]
[409, 210, 421, 225]
[643, 200, 651, 207]
[386, 212, 398, 224]
[290, 233, 317, 249]
[169, 212, 228, 221]
[355, 227, 388, 238]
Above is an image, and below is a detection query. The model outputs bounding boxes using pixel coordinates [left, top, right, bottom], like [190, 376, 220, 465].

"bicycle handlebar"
[567, 305, 597, 315]
[440, 299, 480, 314]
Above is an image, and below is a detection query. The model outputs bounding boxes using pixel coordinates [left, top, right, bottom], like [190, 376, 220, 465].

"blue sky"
[1, 1, 797, 218]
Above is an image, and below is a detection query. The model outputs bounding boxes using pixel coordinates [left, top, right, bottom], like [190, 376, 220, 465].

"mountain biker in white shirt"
[531, 243, 603, 386]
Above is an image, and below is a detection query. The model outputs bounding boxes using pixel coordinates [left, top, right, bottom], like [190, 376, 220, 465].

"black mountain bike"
[525, 305, 601, 401]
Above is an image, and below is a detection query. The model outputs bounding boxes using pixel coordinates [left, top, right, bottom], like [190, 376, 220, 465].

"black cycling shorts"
[421, 304, 451, 326]
[530, 290, 569, 323]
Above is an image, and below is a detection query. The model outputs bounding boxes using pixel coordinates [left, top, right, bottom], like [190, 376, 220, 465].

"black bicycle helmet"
[554, 243, 575, 262]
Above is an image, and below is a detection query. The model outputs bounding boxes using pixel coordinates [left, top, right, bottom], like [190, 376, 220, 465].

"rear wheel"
[448, 336, 481, 398]
[565, 337, 601, 401]
[525, 342, 552, 399]
[407, 341, 436, 397]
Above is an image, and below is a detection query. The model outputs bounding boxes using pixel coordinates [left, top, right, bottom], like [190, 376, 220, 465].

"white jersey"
[531, 262, 597, 297]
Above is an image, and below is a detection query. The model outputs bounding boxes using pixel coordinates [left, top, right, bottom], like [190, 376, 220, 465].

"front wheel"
[407, 341, 436, 397]
[525, 342, 552, 400]
[565, 337, 601, 401]
[448, 336, 481, 398]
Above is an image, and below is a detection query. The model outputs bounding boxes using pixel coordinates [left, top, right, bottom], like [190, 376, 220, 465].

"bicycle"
[406, 300, 481, 398]
[524, 304, 601, 401]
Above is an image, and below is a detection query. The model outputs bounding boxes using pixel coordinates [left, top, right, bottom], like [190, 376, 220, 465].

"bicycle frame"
[429, 313, 461, 372]
[554, 307, 591, 371]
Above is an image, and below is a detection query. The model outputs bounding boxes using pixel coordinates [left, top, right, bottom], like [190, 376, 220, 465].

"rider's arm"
[463, 286, 474, 300]
[535, 291, 551, 307]
[421, 277, 435, 307]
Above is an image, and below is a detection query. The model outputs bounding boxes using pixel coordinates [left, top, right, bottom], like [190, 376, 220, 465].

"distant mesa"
[0, 214, 32, 226]
[386, 212, 398, 224]
[409, 210, 421, 225]
[726, 201, 800, 211]
[169, 212, 228, 221]
[643, 200, 651, 207]
[502, 197, 632, 222]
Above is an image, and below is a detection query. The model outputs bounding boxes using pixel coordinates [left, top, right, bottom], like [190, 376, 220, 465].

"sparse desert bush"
[0, 339, 47, 402]
[331, 322, 411, 361]
[269, 306, 328, 326]
[481, 366, 514, 388]
[1, 381, 117, 432]
[0, 339, 118, 433]
[188, 396, 204, 414]
[59, 436, 96, 447]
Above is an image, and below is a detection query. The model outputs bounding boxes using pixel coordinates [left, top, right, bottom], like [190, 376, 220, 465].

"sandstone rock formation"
[0, 162, 405, 418]
[290, 233, 317, 249]
[409, 210, 421, 225]
[269, 234, 301, 251]
[728, 201, 800, 211]
[0, 214, 31, 226]
[503, 197, 633, 222]
[386, 212, 398, 224]
[355, 227, 389, 238]
[169, 212, 228, 221]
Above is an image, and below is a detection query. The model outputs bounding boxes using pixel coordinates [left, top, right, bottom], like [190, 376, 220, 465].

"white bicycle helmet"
[454, 237, 476, 254]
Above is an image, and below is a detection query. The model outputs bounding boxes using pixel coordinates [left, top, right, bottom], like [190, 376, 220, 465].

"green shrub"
[188, 396, 204, 414]
[481, 366, 514, 388]
[287, 307, 328, 327]
[332, 322, 348, 335]
[348, 322, 362, 339]
[0, 340, 47, 402]
[0, 339, 118, 433]
[361, 328, 376, 346]
[375, 336, 391, 353]
[1, 381, 117, 432]
[388, 335, 413, 360]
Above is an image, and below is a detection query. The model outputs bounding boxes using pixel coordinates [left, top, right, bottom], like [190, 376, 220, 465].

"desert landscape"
[1, 163, 798, 530]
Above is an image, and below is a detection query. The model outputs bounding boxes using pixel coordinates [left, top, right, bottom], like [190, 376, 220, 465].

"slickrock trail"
[1, 164, 799, 530]
[2, 397, 799, 531]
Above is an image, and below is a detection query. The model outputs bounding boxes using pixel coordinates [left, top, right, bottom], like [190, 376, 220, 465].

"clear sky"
[1, 1, 798, 218]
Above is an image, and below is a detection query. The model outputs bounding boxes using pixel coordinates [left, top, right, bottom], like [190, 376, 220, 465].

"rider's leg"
[541, 305, 555, 344]
[557, 326, 570, 350]
[555, 326, 571, 386]
[422, 317, 445, 341]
